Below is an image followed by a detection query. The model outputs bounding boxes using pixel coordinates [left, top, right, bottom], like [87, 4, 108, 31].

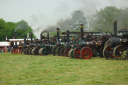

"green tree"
[15, 20, 33, 39]
[4, 22, 16, 39]
[0, 19, 35, 41]
[117, 7, 128, 30]
[0, 19, 6, 41]
[60, 10, 87, 31]
[90, 6, 121, 33]
[0, 19, 16, 41]
[71, 10, 87, 30]
[45, 10, 87, 33]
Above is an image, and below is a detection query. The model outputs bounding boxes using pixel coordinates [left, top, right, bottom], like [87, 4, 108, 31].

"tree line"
[0, 19, 34, 41]
[0, 6, 128, 41]
[44, 6, 128, 35]
[90, 6, 128, 33]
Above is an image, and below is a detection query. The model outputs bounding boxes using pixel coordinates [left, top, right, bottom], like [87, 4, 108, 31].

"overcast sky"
[0, 0, 128, 38]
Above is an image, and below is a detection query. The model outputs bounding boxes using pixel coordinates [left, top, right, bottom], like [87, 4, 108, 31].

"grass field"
[0, 53, 128, 85]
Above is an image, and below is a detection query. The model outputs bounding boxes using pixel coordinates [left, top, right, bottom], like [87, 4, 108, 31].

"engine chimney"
[80, 24, 84, 40]
[57, 28, 60, 41]
[24, 35, 26, 44]
[31, 32, 33, 43]
[113, 20, 117, 36]
[67, 31, 69, 45]
[14, 32, 17, 45]
[47, 32, 49, 44]
[40, 34, 42, 45]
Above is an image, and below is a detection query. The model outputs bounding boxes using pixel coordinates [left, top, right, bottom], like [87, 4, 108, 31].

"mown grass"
[0, 53, 128, 85]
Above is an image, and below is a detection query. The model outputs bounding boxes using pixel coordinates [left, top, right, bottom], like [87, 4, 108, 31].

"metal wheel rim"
[39, 48, 44, 55]
[60, 48, 64, 56]
[64, 48, 71, 57]
[73, 47, 81, 59]
[11, 49, 15, 54]
[52, 47, 57, 56]
[113, 45, 127, 60]
[80, 47, 92, 59]
[56, 46, 63, 56]
[103, 45, 114, 60]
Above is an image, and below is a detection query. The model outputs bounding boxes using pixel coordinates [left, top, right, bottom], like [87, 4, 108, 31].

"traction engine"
[103, 21, 128, 60]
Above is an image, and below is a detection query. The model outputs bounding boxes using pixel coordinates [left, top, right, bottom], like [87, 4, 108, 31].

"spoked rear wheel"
[68, 49, 75, 58]
[28, 48, 33, 55]
[21, 48, 24, 54]
[56, 46, 63, 56]
[80, 47, 92, 59]
[73, 47, 81, 59]
[113, 45, 127, 60]
[39, 48, 44, 55]
[24, 48, 27, 54]
[34, 48, 39, 55]
[14, 48, 21, 54]
[26, 48, 30, 55]
[103, 45, 114, 60]
[32, 48, 36, 55]
[11, 48, 15, 54]
[60, 48, 65, 56]
[52, 47, 57, 56]
[64, 47, 71, 57]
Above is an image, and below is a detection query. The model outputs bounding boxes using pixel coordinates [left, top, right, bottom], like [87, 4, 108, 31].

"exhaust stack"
[80, 24, 84, 40]
[66, 31, 69, 45]
[40, 34, 42, 45]
[30, 32, 33, 43]
[14, 32, 17, 45]
[47, 33, 49, 44]
[24, 35, 27, 44]
[113, 20, 117, 36]
[57, 28, 60, 41]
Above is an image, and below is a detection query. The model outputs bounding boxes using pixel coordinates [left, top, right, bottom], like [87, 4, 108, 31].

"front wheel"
[73, 47, 81, 59]
[103, 45, 114, 60]
[52, 47, 57, 56]
[113, 45, 127, 60]
[80, 47, 92, 59]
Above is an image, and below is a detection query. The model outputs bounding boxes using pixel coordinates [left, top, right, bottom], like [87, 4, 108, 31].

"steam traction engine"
[61, 31, 100, 57]
[103, 21, 128, 60]
[72, 24, 111, 59]
[11, 32, 24, 54]
[51, 28, 66, 56]
[60, 31, 79, 57]
[38, 32, 56, 55]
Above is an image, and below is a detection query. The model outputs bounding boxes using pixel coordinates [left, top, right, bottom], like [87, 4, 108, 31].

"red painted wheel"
[80, 47, 92, 59]
[103, 45, 114, 59]
[14, 48, 21, 54]
[113, 45, 127, 60]
[73, 47, 81, 59]
[64, 48, 71, 57]
[11, 48, 15, 54]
